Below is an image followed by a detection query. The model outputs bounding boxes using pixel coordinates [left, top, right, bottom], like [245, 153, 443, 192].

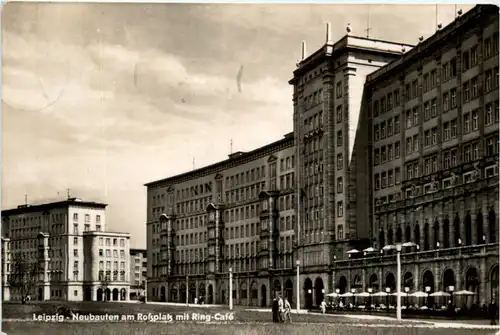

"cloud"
[1, 3, 475, 248]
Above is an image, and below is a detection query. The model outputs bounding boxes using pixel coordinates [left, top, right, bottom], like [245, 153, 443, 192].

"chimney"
[301, 40, 307, 60]
[326, 21, 332, 42]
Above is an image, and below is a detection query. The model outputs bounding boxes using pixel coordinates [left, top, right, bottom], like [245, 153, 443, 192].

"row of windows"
[176, 183, 212, 202]
[226, 166, 268, 190]
[374, 168, 402, 191]
[373, 89, 402, 117]
[374, 141, 401, 165]
[98, 270, 126, 281]
[97, 248, 126, 259]
[98, 237, 126, 247]
[72, 213, 101, 223]
[303, 90, 323, 111]
[374, 115, 401, 141]
[98, 260, 126, 270]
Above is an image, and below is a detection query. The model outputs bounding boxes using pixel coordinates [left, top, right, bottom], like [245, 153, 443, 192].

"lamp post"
[186, 275, 189, 306]
[368, 287, 373, 307]
[351, 288, 356, 306]
[396, 243, 402, 320]
[448, 285, 455, 307]
[425, 286, 431, 307]
[144, 278, 148, 303]
[229, 267, 233, 310]
[296, 260, 300, 312]
[336, 288, 340, 305]
[405, 286, 410, 308]
[458, 238, 462, 247]
[385, 287, 390, 310]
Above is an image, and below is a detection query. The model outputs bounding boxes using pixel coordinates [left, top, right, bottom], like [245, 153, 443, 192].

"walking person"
[489, 299, 498, 325]
[284, 297, 292, 323]
[278, 295, 285, 323]
[320, 299, 327, 314]
[272, 297, 279, 323]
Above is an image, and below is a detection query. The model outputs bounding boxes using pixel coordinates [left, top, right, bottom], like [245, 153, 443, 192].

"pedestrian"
[278, 295, 285, 322]
[272, 297, 279, 323]
[489, 299, 498, 325]
[320, 299, 327, 314]
[284, 297, 292, 323]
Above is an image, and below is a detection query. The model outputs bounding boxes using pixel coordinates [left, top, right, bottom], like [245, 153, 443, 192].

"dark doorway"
[314, 277, 324, 307]
[304, 278, 313, 309]
[261, 285, 267, 307]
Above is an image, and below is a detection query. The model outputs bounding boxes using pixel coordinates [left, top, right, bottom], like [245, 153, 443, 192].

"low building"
[129, 248, 147, 300]
[1, 197, 131, 302]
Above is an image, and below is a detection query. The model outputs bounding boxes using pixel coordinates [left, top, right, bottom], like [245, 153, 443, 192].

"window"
[337, 130, 343, 147]
[471, 77, 478, 99]
[337, 201, 343, 217]
[337, 154, 343, 170]
[374, 148, 380, 165]
[413, 135, 419, 152]
[388, 170, 394, 186]
[443, 92, 449, 112]
[337, 225, 343, 240]
[463, 50, 470, 71]
[73, 213, 78, 221]
[406, 110, 412, 128]
[381, 98, 386, 114]
[99, 249, 103, 257]
[463, 82, 470, 103]
[394, 116, 400, 133]
[406, 164, 413, 180]
[424, 130, 430, 148]
[486, 69, 493, 92]
[84, 224, 90, 232]
[337, 177, 343, 193]
[431, 98, 437, 117]
[388, 144, 394, 161]
[463, 113, 470, 133]
[423, 73, 429, 92]
[120, 239, 125, 247]
[85, 214, 90, 222]
[472, 109, 479, 131]
[73, 224, 78, 234]
[73, 249, 78, 257]
[375, 174, 380, 190]
[485, 103, 494, 126]
[96, 225, 101, 232]
[406, 137, 412, 154]
[443, 122, 450, 141]
[387, 93, 393, 110]
[431, 127, 437, 145]
[381, 172, 387, 188]
[463, 143, 472, 163]
[96, 215, 101, 223]
[388, 119, 393, 136]
[450, 89, 457, 109]
[451, 119, 458, 138]
[395, 141, 400, 158]
[337, 105, 343, 123]
[73, 237, 78, 245]
[470, 45, 478, 67]
[424, 101, 430, 120]
[336, 81, 342, 98]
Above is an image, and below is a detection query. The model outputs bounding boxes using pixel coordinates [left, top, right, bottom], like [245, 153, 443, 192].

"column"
[470, 196, 478, 245]
[379, 267, 383, 291]
[450, 199, 457, 248]
[362, 268, 367, 291]
[437, 203, 445, 247]
[482, 196, 490, 243]
[479, 254, 487, 306]
[419, 207, 425, 248]
[459, 198, 466, 245]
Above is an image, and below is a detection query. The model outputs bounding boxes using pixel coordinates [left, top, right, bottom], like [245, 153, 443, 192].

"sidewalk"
[144, 301, 225, 308]
[245, 308, 500, 329]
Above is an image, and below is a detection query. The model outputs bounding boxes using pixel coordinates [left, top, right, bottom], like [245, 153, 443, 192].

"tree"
[8, 256, 42, 304]
[100, 274, 111, 302]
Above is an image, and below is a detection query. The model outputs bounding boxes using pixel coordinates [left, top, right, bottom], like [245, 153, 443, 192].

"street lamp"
[186, 275, 189, 306]
[448, 285, 455, 306]
[368, 287, 373, 307]
[425, 286, 431, 307]
[351, 288, 356, 306]
[385, 287, 390, 310]
[296, 260, 300, 312]
[396, 243, 402, 320]
[458, 238, 462, 247]
[229, 267, 233, 310]
[404, 286, 410, 308]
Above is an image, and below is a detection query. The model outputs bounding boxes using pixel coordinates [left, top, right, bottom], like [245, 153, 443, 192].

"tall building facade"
[1, 198, 131, 302]
[145, 4, 499, 308]
[332, 4, 499, 308]
[145, 134, 295, 306]
[129, 248, 147, 300]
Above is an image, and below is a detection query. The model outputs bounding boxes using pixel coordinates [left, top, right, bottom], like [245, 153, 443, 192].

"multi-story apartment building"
[1, 198, 131, 302]
[145, 134, 295, 306]
[332, 4, 499, 308]
[289, 24, 413, 309]
[145, 4, 498, 309]
[129, 248, 147, 300]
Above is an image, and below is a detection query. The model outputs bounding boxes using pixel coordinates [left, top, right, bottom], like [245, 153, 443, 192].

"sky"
[1, 2, 474, 249]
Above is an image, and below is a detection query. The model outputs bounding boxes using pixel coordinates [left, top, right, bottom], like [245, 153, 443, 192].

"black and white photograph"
[1, 2, 499, 334]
